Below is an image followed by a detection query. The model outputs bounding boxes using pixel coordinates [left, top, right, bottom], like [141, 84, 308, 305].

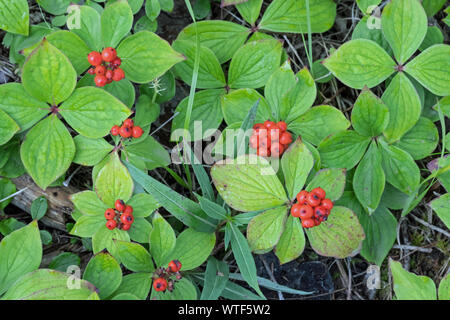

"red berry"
[88, 51, 102, 66]
[314, 218, 321, 226]
[277, 121, 287, 132]
[306, 192, 321, 207]
[119, 125, 132, 138]
[120, 212, 134, 225]
[290, 203, 303, 218]
[298, 204, 314, 220]
[88, 68, 95, 75]
[105, 69, 114, 80]
[102, 47, 117, 62]
[106, 219, 117, 230]
[110, 125, 120, 136]
[123, 118, 134, 128]
[257, 147, 270, 157]
[122, 223, 131, 231]
[104, 208, 115, 220]
[115, 199, 125, 212]
[249, 134, 258, 149]
[301, 219, 315, 228]
[253, 123, 265, 131]
[270, 142, 284, 158]
[112, 68, 125, 81]
[94, 75, 107, 87]
[296, 190, 309, 204]
[315, 206, 329, 219]
[264, 120, 277, 129]
[311, 187, 326, 200]
[279, 132, 293, 145]
[95, 65, 106, 76]
[168, 260, 182, 273]
[268, 128, 281, 141]
[153, 278, 168, 292]
[132, 126, 144, 138]
[321, 198, 334, 211]
[112, 57, 121, 66]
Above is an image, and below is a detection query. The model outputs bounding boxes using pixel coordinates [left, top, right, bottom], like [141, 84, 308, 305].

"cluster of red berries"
[87, 47, 125, 87]
[153, 260, 182, 292]
[104, 199, 135, 231]
[110, 118, 143, 139]
[250, 120, 293, 158]
[290, 187, 334, 229]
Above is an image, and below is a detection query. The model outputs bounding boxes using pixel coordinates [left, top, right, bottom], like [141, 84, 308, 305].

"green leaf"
[128, 217, 152, 243]
[380, 183, 411, 211]
[221, 280, 264, 300]
[423, 0, 446, 17]
[197, 195, 228, 220]
[419, 26, 444, 52]
[0, 178, 16, 211]
[159, 0, 173, 12]
[221, 89, 271, 126]
[70, 190, 109, 216]
[281, 138, 314, 200]
[117, 31, 185, 83]
[356, 0, 381, 14]
[0, 83, 49, 132]
[105, 79, 136, 108]
[404, 44, 450, 97]
[37, 0, 71, 15]
[429, 194, 450, 229]
[381, 0, 427, 64]
[73, 135, 113, 166]
[60, 87, 131, 139]
[259, 0, 336, 34]
[67, 5, 102, 51]
[22, 39, 76, 105]
[359, 207, 397, 266]
[306, 168, 346, 202]
[20, 115, 75, 190]
[275, 215, 305, 264]
[150, 212, 176, 267]
[318, 130, 371, 170]
[211, 154, 288, 212]
[236, 0, 263, 26]
[70, 215, 104, 237]
[168, 228, 216, 271]
[247, 206, 287, 253]
[123, 136, 170, 171]
[83, 253, 122, 299]
[379, 141, 420, 195]
[30, 196, 48, 221]
[2, 269, 98, 300]
[0, 221, 42, 295]
[351, 89, 389, 138]
[389, 259, 437, 300]
[102, 0, 133, 48]
[49, 252, 81, 272]
[353, 141, 385, 213]
[438, 274, 450, 300]
[112, 272, 152, 300]
[0, 109, 19, 146]
[115, 240, 154, 272]
[228, 39, 282, 89]
[172, 40, 226, 89]
[394, 117, 439, 160]
[134, 95, 160, 126]
[289, 105, 350, 146]
[200, 257, 230, 300]
[152, 277, 197, 300]
[306, 206, 365, 258]
[322, 39, 396, 89]
[95, 152, 134, 207]
[382, 72, 422, 142]
[127, 193, 159, 218]
[176, 20, 250, 64]
[0, 0, 29, 35]
[145, 0, 160, 20]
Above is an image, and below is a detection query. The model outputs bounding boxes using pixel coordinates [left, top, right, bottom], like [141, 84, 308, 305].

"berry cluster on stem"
[250, 120, 292, 158]
[290, 187, 334, 228]
[87, 47, 125, 87]
[152, 260, 183, 292]
[104, 199, 135, 231]
[111, 118, 143, 139]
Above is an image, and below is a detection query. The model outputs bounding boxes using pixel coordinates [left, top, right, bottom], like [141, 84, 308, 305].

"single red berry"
[88, 51, 102, 66]
[106, 78, 113, 84]
[296, 190, 309, 204]
[120, 212, 134, 225]
[249, 134, 258, 149]
[122, 223, 131, 231]
[119, 125, 132, 138]
[115, 199, 125, 212]
[123, 205, 134, 215]
[314, 218, 321, 226]
[102, 47, 117, 62]
[110, 125, 120, 136]
[88, 68, 95, 75]
[106, 219, 117, 230]
[298, 204, 314, 220]
[279, 132, 293, 145]
[253, 123, 265, 131]
[268, 128, 281, 142]
[315, 206, 329, 219]
[132, 126, 144, 138]
[112, 68, 125, 81]
[270, 142, 284, 158]
[257, 147, 270, 157]
[94, 75, 107, 87]
[306, 192, 321, 207]
[95, 65, 106, 76]
[290, 203, 303, 218]
[264, 120, 277, 129]
[123, 118, 134, 128]
[153, 278, 168, 292]
[321, 198, 334, 211]
[168, 260, 182, 273]
[311, 187, 326, 200]
[104, 208, 116, 220]
[301, 219, 315, 228]
[112, 57, 121, 66]
[277, 121, 287, 132]
[105, 69, 114, 80]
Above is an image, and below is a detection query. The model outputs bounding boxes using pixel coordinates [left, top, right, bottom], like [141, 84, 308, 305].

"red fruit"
[268, 128, 281, 141]
[106, 219, 117, 230]
[112, 57, 121, 66]
[104, 208, 115, 220]
[120, 212, 134, 225]
[123, 205, 133, 215]
[321, 198, 334, 211]
[315, 206, 329, 218]
[264, 120, 277, 129]
[105, 69, 114, 80]
[253, 123, 265, 131]
[298, 204, 314, 220]
[88, 68, 95, 75]
[123, 118, 134, 128]
[122, 223, 131, 231]
[119, 125, 132, 138]
[279, 132, 293, 145]
[314, 218, 321, 226]
[301, 219, 315, 228]
[257, 147, 270, 157]
[277, 121, 287, 132]
[168, 260, 182, 273]
[153, 278, 168, 292]
[306, 192, 321, 207]
[132, 126, 144, 138]
[102, 47, 117, 62]
[106, 78, 113, 84]
[290, 203, 303, 218]
[110, 125, 120, 136]
[249, 134, 258, 149]
[88, 51, 102, 66]
[270, 142, 284, 158]
[296, 190, 309, 204]
[115, 199, 125, 212]
[95, 65, 106, 76]
[311, 187, 326, 200]
[112, 68, 125, 81]
[94, 75, 107, 87]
